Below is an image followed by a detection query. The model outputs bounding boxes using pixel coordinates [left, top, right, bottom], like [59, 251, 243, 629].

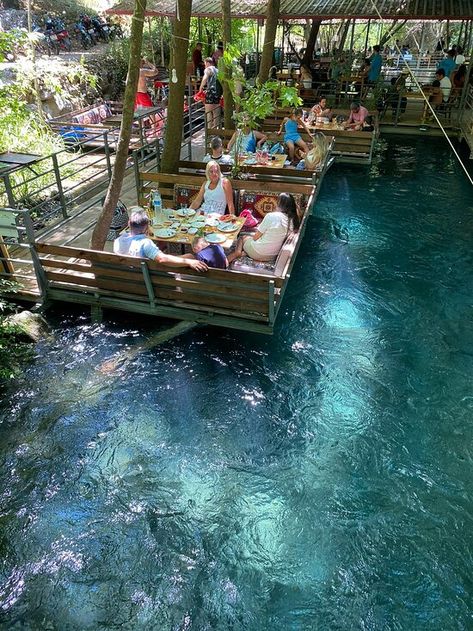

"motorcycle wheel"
[64, 38, 72, 52]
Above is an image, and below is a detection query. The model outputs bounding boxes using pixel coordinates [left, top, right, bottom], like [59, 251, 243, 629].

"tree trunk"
[160, 0, 192, 174]
[222, 0, 234, 129]
[336, 19, 351, 53]
[257, 0, 280, 84]
[26, 0, 44, 124]
[90, 0, 147, 251]
[379, 20, 408, 47]
[301, 19, 322, 67]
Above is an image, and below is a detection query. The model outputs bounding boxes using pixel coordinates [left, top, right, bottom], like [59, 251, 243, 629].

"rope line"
[370, 0, 473, 185]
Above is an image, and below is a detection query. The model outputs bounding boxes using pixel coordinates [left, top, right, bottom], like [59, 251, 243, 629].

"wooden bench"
[205, 128, 334, 179]
[136, 171, 315, 218]
[260, 118, 376, 165]
[33, 242, 281, 334]
[49, 100, 158, 150]
[31, 165, 316, 333]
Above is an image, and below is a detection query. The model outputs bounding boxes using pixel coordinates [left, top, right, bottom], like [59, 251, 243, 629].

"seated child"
[422, 79, 443, 120]
[191, 236, 228, 269]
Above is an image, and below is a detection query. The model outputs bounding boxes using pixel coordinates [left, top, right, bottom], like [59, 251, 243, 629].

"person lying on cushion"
[189, 160, 235, 216]
[114, 208, 207, 271]
[227, 193, 300, 264]
[190, 236, 228, 269]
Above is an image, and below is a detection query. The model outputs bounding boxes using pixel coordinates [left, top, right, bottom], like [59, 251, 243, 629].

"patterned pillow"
[238, 191, 279, 219]
[174, 184, 200, 207]
[238, 191, 307, 219]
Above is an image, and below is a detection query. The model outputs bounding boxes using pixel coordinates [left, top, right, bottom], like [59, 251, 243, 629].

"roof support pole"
[363, 19, 371, 57]
[256, 19, 260, 77]
[417, 22, 425, 69]
[281, 19, 285, 70]
[466, 20, 473, 53]
[446, 20, 450, 49]
[348, 18, 355, 67]
[458, 20, 464, 48]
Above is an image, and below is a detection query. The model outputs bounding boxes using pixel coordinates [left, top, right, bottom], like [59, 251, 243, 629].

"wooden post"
[91, 303, 103, 323]
[2, 174, 15, 208]
[0, 236, 14, 276]
[103, 130, 113, 178]
[51, 153, 68, 219]
[364, 19, 371, 57]
[348, 18, 356, 67]
[417, 23, 425, 69]
[140, 261, 156, 307]
[256, 19, 260, 77]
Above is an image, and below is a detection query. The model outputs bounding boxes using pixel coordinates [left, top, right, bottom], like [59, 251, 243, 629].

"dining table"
[149, 209, 246, 250]
[238, 153, 288, 168]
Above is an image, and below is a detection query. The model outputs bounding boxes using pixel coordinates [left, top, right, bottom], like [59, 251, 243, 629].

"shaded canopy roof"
[107, 0, 473, 20]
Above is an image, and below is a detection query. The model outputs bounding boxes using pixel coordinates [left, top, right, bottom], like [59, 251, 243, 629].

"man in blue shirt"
[368, 45, 382, 83]
[437, 50, 456, 79]
[114, 209, 208, 271]
[191, 236, 228, 269]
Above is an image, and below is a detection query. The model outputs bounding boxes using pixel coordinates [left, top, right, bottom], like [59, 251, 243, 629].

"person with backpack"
[200, 57, 222, 129]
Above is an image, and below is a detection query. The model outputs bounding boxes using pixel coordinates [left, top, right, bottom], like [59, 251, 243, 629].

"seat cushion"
[230, 254, 276, 276]
[238, 190, 307, 220]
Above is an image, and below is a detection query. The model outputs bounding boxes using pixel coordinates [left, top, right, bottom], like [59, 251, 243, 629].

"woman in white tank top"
[190, 161, 235, 216]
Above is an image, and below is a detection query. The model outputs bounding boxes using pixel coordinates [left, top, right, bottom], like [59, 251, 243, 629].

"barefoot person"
[135, 58, 159, 132]
[278, 108, 313, 163]
[227, 193, 300, 264]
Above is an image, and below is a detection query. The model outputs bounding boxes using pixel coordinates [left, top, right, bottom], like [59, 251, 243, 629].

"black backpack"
[208, 69, 223, 99]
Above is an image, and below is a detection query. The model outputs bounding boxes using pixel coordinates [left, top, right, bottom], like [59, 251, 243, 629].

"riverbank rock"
[5, 310, 52, 342]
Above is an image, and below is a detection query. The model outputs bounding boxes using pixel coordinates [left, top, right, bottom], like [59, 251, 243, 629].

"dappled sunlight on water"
[0, 138, 472, 630]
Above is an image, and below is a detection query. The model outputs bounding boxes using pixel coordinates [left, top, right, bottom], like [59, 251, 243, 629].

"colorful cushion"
[238, 191, 279, 220]
[238, 191, 307, 219]
[174, 184, 200, 207]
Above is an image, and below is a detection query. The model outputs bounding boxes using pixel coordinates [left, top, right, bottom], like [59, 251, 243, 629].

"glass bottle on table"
[151, 189, 163, 225]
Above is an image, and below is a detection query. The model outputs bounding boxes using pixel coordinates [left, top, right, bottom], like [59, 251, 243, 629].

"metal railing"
[459, 84, 473, 157]
[0, 118, 165, 237]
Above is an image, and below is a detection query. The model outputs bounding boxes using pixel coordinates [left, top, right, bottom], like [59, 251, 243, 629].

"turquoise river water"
[0, 137, 472, 630]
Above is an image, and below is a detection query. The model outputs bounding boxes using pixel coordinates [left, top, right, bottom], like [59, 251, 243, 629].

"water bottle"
[152, 189, 162, 225]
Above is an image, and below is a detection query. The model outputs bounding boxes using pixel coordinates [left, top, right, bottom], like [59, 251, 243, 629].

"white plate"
[205, 217, 219, 227]
[217, 222, 239, 233]
[176, 207, 196, 218]
[205, 232, 226, 244]
[154, 228, 176, 239]
[190, 219, 206, 228]
[188, 227, 198, 235]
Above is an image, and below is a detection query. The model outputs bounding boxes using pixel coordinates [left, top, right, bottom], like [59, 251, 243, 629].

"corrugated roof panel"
[107, 0, 473, 19]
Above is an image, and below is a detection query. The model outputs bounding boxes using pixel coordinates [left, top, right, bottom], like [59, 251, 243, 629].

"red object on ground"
[135, 91, 153, 108]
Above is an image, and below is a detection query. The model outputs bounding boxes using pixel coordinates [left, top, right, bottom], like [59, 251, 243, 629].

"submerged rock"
[5, 310, 52, 342]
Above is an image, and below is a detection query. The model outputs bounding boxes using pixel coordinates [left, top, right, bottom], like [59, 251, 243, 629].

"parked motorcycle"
[74, 21, 92, 50]
[79, 15, 99, 46]
[91, 17, 110, 43]
[44, 17, 72, 54]
[106, 19, 124, 40]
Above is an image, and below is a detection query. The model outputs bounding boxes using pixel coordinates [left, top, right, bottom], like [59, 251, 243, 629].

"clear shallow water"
[1, 137, 472, 630]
